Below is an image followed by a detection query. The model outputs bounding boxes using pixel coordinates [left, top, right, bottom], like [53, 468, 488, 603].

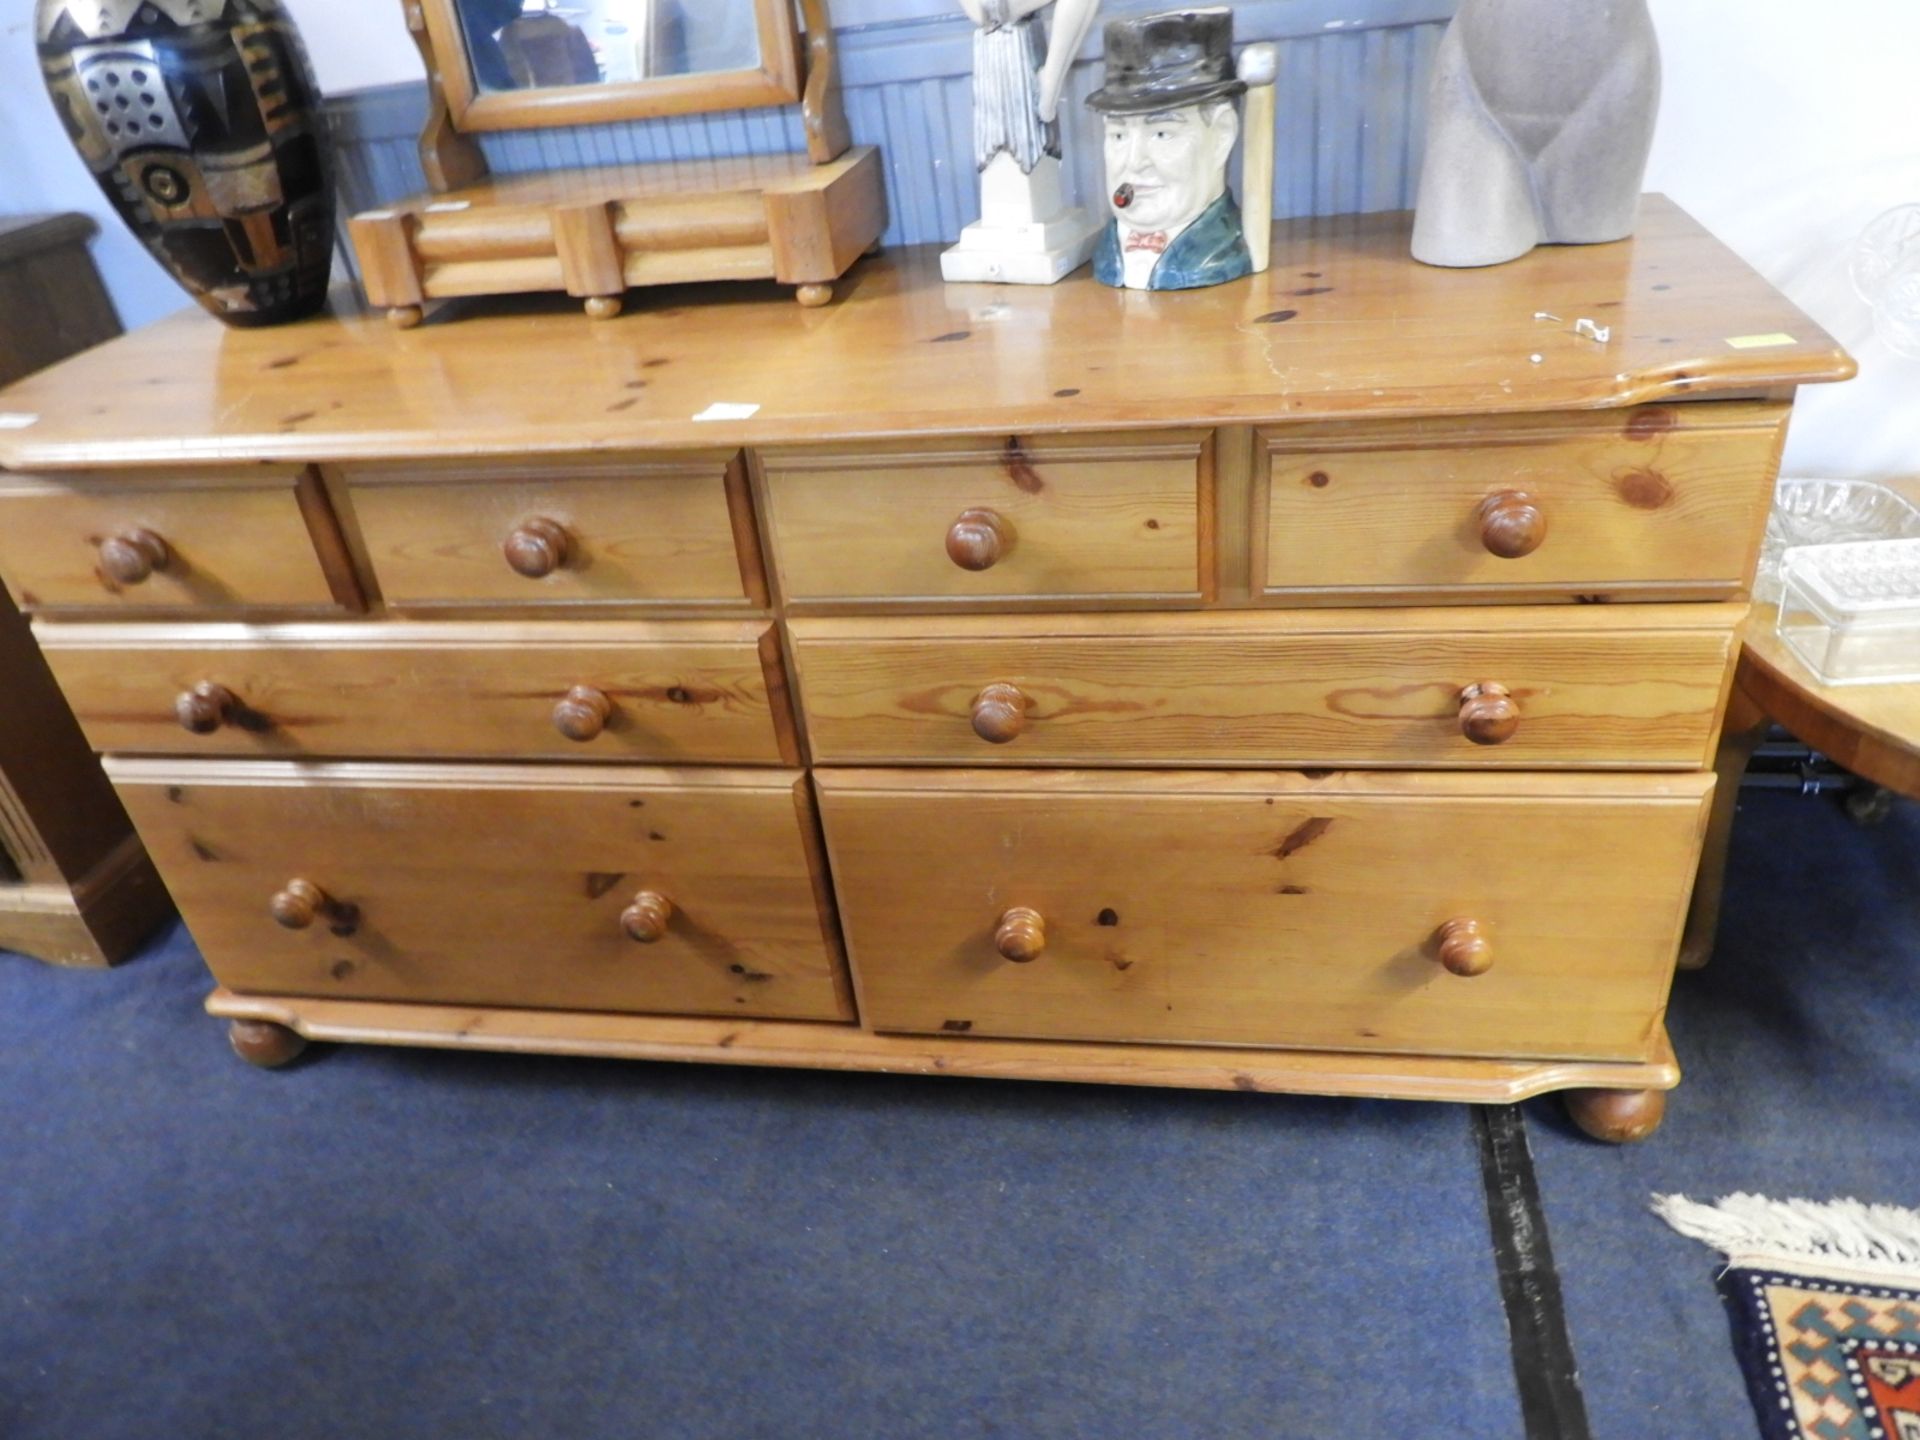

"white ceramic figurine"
[941, 0, 1104, 286]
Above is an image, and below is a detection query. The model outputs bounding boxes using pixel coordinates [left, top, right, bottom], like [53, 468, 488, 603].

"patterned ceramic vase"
[36, 0, 335, 326]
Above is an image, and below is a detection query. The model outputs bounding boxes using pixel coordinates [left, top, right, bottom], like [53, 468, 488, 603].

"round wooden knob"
[503, 517, 573, 579]
[994, 907, 1046, 963]
[1477, 491, 1548, 559]
[97, 528, 170, 586]
[270, 879, 329, 931]
[621, 891, 674, 944]
[552, 685, 614, 742]
[970, 683, 1031, 745]
[1458, 682, 1521, 746]
[946, 508, 1014, 572]
[1436, 918, 1494, 977]
[174, 681, 236, 736]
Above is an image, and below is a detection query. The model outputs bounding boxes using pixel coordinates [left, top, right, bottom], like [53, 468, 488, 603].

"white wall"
[2, 0, 1915, 478]
[1643, 0, 1920, 477]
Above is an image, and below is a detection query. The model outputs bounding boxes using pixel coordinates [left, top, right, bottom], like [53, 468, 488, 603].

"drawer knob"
[971, 683, 1031, 745]
[1436, 918, 1495, 977]
[97, 527, 171, 586]
[1477, 491, 1548, 559]
[271, 878, 333, 931]
[503, 517, 573, 579]
[946, 508, 1014, 572]
[175, 681, 237, 735]
[621, 890, 674, 944]
[553, 685, 614, 742]
[1458, 682, 1521, 746]
[994, 906, 1047, 963]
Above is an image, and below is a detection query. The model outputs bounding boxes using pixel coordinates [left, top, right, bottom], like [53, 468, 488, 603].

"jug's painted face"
[1103, 100, 1239, 234]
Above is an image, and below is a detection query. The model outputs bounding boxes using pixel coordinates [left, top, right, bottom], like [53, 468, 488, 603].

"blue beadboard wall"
[325, 0, 1455, 277]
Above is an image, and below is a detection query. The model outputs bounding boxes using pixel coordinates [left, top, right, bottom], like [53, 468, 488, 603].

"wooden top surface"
[1740, 478, 1920, 796]
[0, 197, 1853, 472]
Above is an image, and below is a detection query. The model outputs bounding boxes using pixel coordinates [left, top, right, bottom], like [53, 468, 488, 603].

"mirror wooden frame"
[416, 0, 806, 132]
[350, 0, 884, 323]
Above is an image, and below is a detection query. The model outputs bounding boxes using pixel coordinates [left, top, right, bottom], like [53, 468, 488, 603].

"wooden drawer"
[0, 468, 357, 615]
[342, 454, 760, 610]
[758, 432, 1210, 606]
[38, 620, 796, 764]
[817, 769, 1714, 1061]
[1256, 402, 1788, 602]
[792, 606, 1740, 769]
[110, 760, 851, 1021]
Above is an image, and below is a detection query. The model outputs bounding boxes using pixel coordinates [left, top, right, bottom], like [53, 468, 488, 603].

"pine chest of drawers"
[0, 200, 1853, 1141]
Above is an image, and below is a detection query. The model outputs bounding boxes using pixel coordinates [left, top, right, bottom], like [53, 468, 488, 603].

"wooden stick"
[1240, 43, 1278, 275]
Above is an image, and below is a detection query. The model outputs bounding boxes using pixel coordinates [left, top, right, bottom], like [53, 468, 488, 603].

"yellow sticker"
[1726, 333, 1798, 350]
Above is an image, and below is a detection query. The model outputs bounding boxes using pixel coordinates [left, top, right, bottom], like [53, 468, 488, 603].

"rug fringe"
[1654, 1192, 1920, 1283]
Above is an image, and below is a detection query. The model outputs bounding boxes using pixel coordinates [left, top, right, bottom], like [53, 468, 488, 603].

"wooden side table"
[1682, 478, 1920, 968]
[0, 215, 121, 390]
[0, 214, 172, 966]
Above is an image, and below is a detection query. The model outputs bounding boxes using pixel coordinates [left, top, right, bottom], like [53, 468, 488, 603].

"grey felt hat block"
[1411, 0, 1661, 268]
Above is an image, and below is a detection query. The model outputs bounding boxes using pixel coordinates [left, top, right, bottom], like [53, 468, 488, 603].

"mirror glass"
[455, 0, 765, 92]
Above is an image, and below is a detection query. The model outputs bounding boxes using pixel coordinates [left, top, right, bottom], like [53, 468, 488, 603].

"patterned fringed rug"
[1657, 1194, 1920, 1440]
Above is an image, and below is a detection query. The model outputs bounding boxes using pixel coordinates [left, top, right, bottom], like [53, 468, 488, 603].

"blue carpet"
[0, 921, 1524, 1440]
[1527, 791, 1920, 1440]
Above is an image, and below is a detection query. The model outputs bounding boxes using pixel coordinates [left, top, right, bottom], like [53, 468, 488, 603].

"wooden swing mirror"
[347, 0, 886, 325]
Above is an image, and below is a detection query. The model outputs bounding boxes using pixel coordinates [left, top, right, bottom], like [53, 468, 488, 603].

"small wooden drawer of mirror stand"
[816, 769, 1714, 1062]
[0, 467, 361, 615]
[38, 620, 798, 764]
[108, 760, 852, 1022]
[1255, 401, 1790, 603]
[757, 432, 1213, 606]
[339, 453, 763, 610]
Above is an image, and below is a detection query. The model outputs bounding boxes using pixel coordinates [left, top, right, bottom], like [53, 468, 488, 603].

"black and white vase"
[36, 0, 335, 326]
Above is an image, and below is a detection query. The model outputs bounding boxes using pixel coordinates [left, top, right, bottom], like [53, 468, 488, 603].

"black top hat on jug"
[1086, 7, 1246, 116]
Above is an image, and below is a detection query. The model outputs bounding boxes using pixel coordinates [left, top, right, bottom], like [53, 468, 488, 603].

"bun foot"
[387, 305, 424, 330]
[229, 1018, 308, 1069]
[796, 283, 833, 308]
[864, 240, 883, 256]
[1564, 1086, 1667, 1144]
[584, 295, 623, 321]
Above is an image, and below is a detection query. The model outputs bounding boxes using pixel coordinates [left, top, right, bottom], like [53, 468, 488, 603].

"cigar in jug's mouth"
[1113, 183, 1135, 209]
